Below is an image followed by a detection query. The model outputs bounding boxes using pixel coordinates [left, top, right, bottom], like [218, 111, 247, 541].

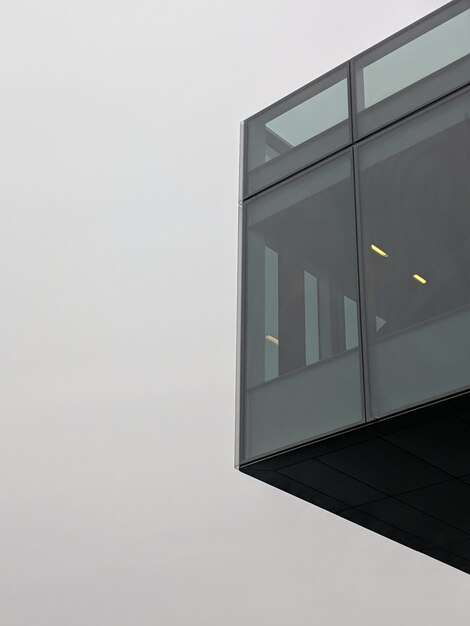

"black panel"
[318, 439, 448, 495]
[445, 539, 470, 561]
[338, 507, 433, 553]
[372, 404, 446, 435]
[385, 415, 470, 476]
[358, 498, 467, 545]
[398, 480, 470, 534]
[457, 408, 470, 425]
[278, 459, 384, 507]
[245, 468, 347, 513]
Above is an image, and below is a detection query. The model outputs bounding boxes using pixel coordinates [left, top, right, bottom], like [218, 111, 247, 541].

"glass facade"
[352, 0, 470, 138]
[244, 152, 362, 460]
[238, 0, 470, 464]
[243, 65, 351, 198]
[357, 87, 470, 417]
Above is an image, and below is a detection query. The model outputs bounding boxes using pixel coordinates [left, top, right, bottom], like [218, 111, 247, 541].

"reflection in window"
[246, 154, 360, 388]
[353, 4, 470, 138]
[243, 153, 363, 459]
[362, 9, 470, 109]
[244, 66, 350, 198]
[358, 88, 470, 416]
[265, 81, 349, 160]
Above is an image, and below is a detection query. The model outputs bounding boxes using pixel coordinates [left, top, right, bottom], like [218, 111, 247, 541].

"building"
[236, 0, 470, 574]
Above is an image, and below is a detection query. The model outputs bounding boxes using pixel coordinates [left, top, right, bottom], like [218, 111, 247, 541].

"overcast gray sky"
[0, 0, 469, 624]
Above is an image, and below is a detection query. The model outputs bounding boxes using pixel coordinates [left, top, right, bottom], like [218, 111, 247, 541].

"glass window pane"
[242, 151, 363, 461]
[265, 81, 348, 148]
[243, 65, 351, 198]
[357, 87, 470, 418]
[353, 0, 470, 138]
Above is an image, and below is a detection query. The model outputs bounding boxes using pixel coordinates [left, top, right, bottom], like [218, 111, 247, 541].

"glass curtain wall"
[353, 0, 470, 138]
[239, 0, 470, 464]
[243, 151, 363, 461]
[356, 87, 470, 417]
[244, 65, 350, 198]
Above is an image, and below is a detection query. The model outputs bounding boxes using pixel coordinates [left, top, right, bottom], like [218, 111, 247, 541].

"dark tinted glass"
[357, 87, 470, 417]
[353, 0, 470, 138]
[242, 151, 363, 461]
[243, 65, 351, 199]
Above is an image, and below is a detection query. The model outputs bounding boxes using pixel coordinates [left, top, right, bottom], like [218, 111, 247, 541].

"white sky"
[0, 1, 469, 624]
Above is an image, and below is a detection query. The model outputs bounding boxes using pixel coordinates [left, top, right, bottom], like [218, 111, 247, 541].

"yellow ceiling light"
[370, 244, 389, 257]
[265, 335, 279, 346]
[413, 273, 427, 285]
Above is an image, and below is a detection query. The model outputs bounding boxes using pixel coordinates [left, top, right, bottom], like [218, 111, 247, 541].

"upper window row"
[242, 0, 470, 199]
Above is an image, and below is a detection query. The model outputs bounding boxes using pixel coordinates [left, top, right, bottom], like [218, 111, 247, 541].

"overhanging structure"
[236, 0, 470, 574]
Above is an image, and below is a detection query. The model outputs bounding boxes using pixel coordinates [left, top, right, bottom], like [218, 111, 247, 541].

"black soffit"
[241, 391, 470, 575]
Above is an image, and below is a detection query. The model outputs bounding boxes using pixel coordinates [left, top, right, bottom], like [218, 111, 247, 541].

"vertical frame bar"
[235, 122, 246, 467]
[348, 60, 370, 424]
[351, 143, 372, 422]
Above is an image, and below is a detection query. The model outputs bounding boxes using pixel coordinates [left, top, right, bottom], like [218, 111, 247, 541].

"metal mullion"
[351, 143, 372, 423]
